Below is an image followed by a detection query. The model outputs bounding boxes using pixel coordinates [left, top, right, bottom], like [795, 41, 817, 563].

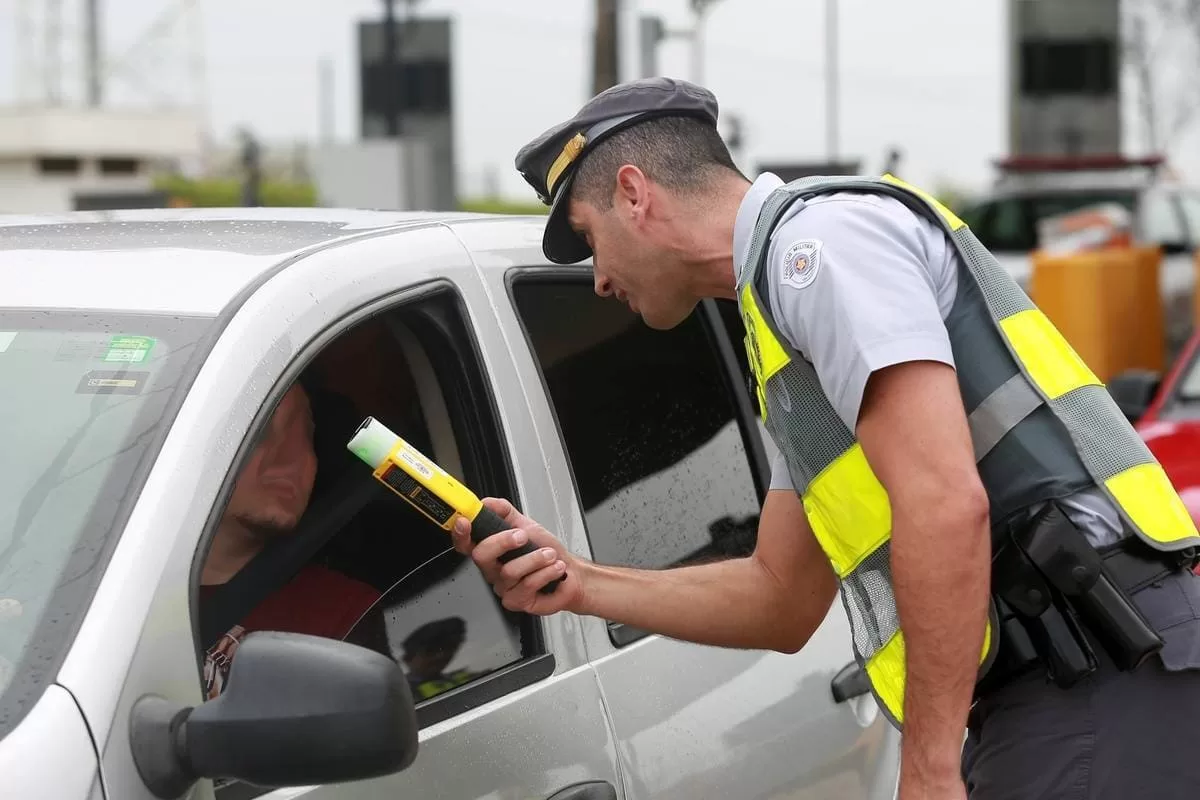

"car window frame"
[188, 278, 555, 755]
[502, 266, 771, 648]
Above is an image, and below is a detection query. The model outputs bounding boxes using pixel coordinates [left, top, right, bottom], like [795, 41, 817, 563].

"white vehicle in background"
[957, 155, 1199, 359]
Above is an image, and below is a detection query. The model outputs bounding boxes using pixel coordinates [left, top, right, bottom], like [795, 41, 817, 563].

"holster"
[982, 502, 1170, 694]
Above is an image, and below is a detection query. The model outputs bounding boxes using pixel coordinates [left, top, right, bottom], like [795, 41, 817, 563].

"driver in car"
[199, 382, 382, 699]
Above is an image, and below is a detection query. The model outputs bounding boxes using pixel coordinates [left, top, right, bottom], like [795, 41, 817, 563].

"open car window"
[195, 284, 552, 800]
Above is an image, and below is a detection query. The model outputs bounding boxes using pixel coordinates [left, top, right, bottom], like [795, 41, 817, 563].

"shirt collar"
[733, 172, 785, 282]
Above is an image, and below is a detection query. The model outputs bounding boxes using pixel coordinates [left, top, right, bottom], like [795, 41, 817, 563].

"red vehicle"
[1108, 332, 1200, 567]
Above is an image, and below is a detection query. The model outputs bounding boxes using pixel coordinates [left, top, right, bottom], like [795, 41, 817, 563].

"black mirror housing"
[1106, 369, 1162, 422]
[132, 632, 419, 798]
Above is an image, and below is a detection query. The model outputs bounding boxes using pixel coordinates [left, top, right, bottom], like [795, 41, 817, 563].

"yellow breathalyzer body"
[346, 416, 563, 594]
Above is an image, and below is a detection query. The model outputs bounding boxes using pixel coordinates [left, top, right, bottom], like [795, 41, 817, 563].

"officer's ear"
[614, 164, 651, 222]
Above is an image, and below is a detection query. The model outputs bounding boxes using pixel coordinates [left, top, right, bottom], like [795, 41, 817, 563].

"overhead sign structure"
[1008, 0, 1121, 157]
[358, 16, 456, 211]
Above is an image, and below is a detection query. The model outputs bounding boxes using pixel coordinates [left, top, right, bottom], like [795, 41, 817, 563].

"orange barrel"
[1030, 245, 1163, 383]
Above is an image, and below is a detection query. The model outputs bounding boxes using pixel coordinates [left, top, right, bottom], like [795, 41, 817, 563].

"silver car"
[0, 209, 900, 800]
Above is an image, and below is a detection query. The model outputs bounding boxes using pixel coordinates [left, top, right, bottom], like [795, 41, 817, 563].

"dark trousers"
[962, 569, 1200, 799]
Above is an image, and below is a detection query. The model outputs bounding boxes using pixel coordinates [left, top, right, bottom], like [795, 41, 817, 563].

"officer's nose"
[594, 273, 613, 298]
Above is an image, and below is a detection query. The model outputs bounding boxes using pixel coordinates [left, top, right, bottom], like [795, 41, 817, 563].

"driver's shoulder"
[244, 563, 381, 639]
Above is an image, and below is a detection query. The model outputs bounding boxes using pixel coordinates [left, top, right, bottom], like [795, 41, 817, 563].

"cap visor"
[542, 174, 594, 265]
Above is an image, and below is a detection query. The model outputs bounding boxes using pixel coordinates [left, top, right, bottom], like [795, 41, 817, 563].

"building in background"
[0, 107, 203, 213]
[1007, 0, 1121, 157]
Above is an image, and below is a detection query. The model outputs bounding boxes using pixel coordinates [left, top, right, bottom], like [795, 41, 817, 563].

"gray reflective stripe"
[968, 373, 1044, 461]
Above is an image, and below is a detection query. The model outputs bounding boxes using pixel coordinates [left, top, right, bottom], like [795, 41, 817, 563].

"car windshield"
[1027, 190, 1137, 220]
[0, 309, 212, 737]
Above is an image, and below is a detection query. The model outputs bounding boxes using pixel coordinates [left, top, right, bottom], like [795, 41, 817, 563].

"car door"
[58, 224, 624, 800]
[491, 263, 901, 800]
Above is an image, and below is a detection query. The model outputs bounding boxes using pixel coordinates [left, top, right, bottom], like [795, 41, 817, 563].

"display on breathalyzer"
[346, 416, 564, 594]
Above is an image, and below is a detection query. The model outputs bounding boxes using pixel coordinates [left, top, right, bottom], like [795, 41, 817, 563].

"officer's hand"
[451, 497, 585, 616]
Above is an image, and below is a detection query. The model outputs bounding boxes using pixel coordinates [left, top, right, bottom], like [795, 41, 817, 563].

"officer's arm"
[856, 361, 990, 784]
[461, 487, 839, 653]
[770, 196, 990, 789]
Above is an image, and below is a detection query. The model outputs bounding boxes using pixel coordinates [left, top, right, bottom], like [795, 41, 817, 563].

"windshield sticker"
[104, 335, 156, 364]
[76, 370, 149, 395]
[0, 332, 15, 353]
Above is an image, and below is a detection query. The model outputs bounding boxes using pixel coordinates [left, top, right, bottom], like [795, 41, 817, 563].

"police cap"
[515, 77, 720, 264]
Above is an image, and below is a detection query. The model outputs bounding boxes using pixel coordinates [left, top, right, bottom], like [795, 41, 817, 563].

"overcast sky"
[1, 0, 1198, 199]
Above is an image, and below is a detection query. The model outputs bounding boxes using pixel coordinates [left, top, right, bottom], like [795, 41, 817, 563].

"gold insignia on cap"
[546, 132, 586, 198]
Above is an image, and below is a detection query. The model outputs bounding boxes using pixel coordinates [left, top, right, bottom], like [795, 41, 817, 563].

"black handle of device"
[470, 506, 564, 594]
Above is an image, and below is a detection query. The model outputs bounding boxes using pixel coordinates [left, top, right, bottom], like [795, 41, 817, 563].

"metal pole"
[690, 0, 718, 85]
[319, 57, 335, 144]
[45, 0, 63, 104]
[638, 16, 662, 78]
[383, 0, 399, 136]
[85, 0, 102, 106]
[593, 0, 621, 94]
[826, 0, 839, 163]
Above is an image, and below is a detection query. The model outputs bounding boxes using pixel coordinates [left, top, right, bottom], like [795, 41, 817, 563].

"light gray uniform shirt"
[732, 173, 1123, 548]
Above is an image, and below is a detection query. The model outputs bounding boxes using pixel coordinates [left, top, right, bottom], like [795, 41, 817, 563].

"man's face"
[567, 171, 700, 330]
[224, 384, 317, 538]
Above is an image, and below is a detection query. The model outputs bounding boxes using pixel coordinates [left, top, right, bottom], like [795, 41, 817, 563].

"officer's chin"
[641, 301, 696, 331]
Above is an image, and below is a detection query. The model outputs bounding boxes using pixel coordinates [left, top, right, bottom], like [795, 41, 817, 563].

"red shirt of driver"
[200, 564, 381, 700]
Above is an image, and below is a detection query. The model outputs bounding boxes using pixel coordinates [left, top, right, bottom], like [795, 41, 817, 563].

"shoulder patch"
[780, 238, 822, 290]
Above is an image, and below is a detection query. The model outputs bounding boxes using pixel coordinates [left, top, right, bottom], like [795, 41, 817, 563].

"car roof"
[0, 207, 546, 316]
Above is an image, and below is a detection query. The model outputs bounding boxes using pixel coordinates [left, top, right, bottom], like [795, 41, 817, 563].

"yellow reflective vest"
[736, 173, 1200, 730]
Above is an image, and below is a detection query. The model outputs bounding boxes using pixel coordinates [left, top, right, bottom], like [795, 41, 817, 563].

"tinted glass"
[971, 191, 1142, 252]
[358, 554, 525, 703]
[0, 310, 210, 737]
[512, 279, 761, 570]
[291, 303, 532, 709]
[1026, 191, 1138, 247]
[986, 199, 1034, 251]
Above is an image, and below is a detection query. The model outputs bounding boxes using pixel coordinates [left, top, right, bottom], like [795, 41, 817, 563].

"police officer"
[451, 77, 1200, 799]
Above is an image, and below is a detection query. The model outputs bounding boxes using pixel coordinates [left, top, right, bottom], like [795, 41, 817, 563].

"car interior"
[196, 281, 766, 775]
[196, 295, 532, 728]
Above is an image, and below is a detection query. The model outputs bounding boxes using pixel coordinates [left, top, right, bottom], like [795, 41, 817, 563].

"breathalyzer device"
[347, 416, 564, 594]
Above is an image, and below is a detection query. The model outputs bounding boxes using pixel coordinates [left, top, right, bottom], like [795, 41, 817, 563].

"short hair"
[571, 114, 742, 209]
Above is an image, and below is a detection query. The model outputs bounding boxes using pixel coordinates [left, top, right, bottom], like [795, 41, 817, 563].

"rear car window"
[0, 310, 212, 738]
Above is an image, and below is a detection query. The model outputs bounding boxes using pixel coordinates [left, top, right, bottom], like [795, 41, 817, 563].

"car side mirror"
[130, 632, 419, 798]
[1107, 369, 1162, 422]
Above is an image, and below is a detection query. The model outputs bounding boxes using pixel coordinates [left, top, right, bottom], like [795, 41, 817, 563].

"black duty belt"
[977, 505, 1196, 699]
[1099, 536, 1194, 596]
